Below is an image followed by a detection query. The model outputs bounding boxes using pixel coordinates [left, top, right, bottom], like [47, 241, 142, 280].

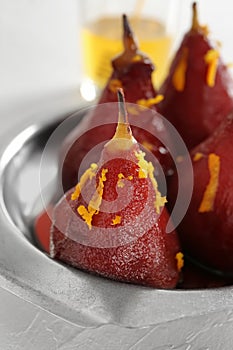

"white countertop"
[1, 284, 233, 349]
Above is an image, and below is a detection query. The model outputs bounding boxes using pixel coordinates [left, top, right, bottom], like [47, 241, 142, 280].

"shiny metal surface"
[0, 101, 233, 330]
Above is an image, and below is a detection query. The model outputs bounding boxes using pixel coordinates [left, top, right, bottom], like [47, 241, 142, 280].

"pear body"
[52, 119, 181, 288]
[169, 115, 233, 274]
[158, 19, 233, 149]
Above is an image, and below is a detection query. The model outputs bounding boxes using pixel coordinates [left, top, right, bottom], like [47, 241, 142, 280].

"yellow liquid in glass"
[81, 16, 173, 89]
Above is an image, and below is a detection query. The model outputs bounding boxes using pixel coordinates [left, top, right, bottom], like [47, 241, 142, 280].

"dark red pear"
[51, 89, 182, 289]
[61, 14, 172, 192]
[158, 2, 233, 149]
[169, 113, 233, 275]
[98, 14, 157, 104]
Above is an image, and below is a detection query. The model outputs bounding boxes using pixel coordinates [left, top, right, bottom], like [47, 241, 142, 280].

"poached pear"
[158, 2, 233, 149]
[169, 113, 233, 275]
[61, 14, 172, 192]
[51, 89, 182, 288]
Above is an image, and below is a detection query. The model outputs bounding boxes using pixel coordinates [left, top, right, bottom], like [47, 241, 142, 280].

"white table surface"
[1, 283, 233, 350]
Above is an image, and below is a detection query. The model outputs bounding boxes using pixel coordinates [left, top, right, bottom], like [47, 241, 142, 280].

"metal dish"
[0, 98, 233, 330]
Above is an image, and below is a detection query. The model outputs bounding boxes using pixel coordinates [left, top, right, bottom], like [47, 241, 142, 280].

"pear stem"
[191, 2, 199, 31]
[104, 88, 135, 151]
[117, 88, 128, 124]
[114, 88, 132, 139]
[123, 14, 138, 52]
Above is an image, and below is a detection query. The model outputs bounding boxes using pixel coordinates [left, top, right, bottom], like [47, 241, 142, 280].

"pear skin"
[169, 114, 233, 274]
[158, 2, 233, 150]
[51, 90, 182, 288]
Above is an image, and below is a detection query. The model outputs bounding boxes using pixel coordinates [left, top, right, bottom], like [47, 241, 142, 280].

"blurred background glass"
[78, 0, 184, 100]
[1, 0, 233, 107]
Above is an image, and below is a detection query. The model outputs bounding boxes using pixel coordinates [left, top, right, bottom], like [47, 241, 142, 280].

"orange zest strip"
[117, 173, 125, 188]
[71, 163, 98, 201]
[135, 150, 167, 213]
[204, 49, 220, 87]
[175, 252, 184, 272]
[198, 153, 220, 213]
[77, 168, 108, 229]
[118, 173, 133, 180]
[172, 48, 189, 92]
[193, 152, 204, 162]
[111, 215, 121, 225]
[117, 173, 133, 188]
[71, 184, 81, 201]
[136, 95, 164, 108]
